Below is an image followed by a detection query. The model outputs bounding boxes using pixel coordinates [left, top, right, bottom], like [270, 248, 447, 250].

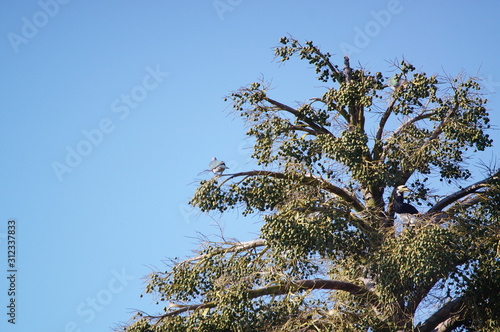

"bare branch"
[183, 239, 266, 264]
[375, 97, 398, 142]
[393, 110, 436, 140]
[288, 124, 317, 136]
[428, 171, 499, 213]
[163, 302, 215, 318]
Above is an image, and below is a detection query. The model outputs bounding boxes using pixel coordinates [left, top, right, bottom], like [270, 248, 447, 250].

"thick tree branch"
[289, 124, 317, 136]
[306, 43, 344, 82]
[393, 111, 436, 140]
[375, 97, 398, 142]
[427, 103, 458, 141]
[314, 93, 350, 123]
[221, 170, 365, 212]
[428, 170, 499, 213]
[423, 195, 482, 225]
[154, 279, 372, 322]
[264, 97, 334, 137]
[373, 97, 400, 162]
[416, 296, 467, 332]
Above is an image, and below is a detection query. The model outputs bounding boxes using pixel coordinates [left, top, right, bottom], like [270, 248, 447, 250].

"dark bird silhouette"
[394, 185, 419, 225]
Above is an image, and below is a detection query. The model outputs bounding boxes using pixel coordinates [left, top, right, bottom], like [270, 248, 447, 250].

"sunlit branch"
[153, 279, 373, 322]
[428, 170, 499, 213]
[221, 170, 365, 212]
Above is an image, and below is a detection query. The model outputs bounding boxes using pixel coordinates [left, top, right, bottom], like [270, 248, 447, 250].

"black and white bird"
[394, 185, 419, 225]
[208, 157, 228, 175]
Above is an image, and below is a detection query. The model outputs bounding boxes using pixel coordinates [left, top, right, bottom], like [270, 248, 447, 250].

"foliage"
[119, 37, 500, 332]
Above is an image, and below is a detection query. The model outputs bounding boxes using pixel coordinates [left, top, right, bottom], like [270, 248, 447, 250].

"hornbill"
[394, 185, 419, 225]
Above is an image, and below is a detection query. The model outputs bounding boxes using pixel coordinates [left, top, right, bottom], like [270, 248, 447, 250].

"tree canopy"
[119, 37, 500, 332]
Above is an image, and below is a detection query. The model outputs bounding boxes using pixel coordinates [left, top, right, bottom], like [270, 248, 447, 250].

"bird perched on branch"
[394, 185, 419, 225]
[386, 75, 404, 90]
[208, 157, 229, 175]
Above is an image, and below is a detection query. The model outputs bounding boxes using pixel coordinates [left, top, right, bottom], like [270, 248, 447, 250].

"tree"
[119, 37, 500, 332]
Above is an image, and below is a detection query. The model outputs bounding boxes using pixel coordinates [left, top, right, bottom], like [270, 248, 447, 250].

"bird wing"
[209, 159, 224, 170]
[403, 203, 419, 214]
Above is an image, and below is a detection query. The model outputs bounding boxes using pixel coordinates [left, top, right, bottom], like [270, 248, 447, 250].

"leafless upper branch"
[182, 239, 267, 264]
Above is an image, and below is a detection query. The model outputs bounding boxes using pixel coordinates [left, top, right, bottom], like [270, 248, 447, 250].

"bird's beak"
[397, 185, 412, 192]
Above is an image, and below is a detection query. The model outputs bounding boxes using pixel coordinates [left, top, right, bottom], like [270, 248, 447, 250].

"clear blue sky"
[1, 1, 499, 331]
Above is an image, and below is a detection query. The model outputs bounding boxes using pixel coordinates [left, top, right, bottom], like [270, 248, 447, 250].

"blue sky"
[1, 1, 499, 331]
